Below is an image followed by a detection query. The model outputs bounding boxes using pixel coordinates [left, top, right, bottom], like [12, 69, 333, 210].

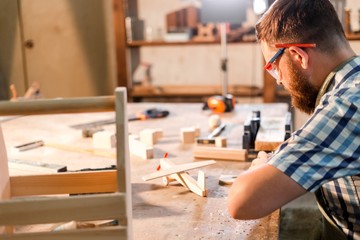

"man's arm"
[228, 163, 307, 219]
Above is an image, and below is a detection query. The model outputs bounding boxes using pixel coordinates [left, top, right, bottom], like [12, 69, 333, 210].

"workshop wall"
[0, 0, 117, 99]
[137, 0, 262, 88]
[137, 0, 360, 89]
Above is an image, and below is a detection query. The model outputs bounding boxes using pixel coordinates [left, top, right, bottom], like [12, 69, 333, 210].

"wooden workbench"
[0, 102, 288, 239]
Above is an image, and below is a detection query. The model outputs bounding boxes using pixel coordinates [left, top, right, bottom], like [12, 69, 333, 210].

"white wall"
[137, 0, 262, 87]
[140, 43, 263, 87]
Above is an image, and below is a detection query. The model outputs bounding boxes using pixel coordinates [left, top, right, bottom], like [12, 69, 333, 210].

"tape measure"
[204, 94, 236, 113]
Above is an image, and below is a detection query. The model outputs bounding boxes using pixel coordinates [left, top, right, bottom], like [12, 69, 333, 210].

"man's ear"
[288, 46, 309, 69]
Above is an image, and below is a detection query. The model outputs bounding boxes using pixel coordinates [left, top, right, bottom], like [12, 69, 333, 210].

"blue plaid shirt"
[268, 56, 360, 239]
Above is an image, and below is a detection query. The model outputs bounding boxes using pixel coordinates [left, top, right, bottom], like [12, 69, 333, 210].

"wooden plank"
[129, 135, 154, 159]
[0, 126, 12, 234]
[8, 159, 66, 176]
[46, 142, 116, 158]
[19, 0, 116, 98]
[10, 171, 117, 197]
[12, 141, 116, 158]
[142, 160, 216, 181]
[193, 146, 248, 161]
[0, 193, 125, 226]
[115, 88, 132, 239]
[0, 96, 115, 116]
[127, 39, 256, 47]
[0, 127, 10, 201]
[0, 227, 126, 240]
[113, 0, 128, 88]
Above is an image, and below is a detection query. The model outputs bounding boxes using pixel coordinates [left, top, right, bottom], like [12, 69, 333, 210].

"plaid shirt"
[268, 56, 360, 239]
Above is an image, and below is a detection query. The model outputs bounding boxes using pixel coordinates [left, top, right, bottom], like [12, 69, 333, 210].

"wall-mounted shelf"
[132, 84, 262, 100]
[346, 33, 360, 40]
[127, 39, 256, 47]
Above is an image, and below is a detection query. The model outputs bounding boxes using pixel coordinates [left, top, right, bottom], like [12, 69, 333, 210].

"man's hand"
[249, 151, 272, 170]
[228, 151, 306, 219]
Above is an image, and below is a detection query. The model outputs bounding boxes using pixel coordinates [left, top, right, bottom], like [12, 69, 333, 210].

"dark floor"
[279, 193, 322, 240]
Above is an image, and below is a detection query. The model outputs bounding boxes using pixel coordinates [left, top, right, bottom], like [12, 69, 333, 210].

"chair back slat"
[0, 88, 131, 239]
[10, 170, 117, 197]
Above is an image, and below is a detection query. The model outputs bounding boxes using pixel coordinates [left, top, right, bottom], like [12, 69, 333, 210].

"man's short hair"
[256, 0, 347, 52]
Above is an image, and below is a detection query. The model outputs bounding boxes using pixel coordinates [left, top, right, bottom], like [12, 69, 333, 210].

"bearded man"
[228, 1, 360, 239]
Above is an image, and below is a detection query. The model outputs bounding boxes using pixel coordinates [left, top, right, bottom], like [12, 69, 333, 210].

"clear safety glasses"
[263, 43, 316, 80]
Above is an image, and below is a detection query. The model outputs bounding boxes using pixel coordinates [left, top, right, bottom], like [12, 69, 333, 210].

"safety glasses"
[264, 43, 316, 80]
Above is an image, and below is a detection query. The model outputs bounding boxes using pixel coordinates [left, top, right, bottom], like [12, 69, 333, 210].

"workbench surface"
[1, 102, 288, 240]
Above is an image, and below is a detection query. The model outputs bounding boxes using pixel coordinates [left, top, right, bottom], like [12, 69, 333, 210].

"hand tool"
[70, 108, 170, 129]
[196, 123, 226, 145]
[207, 123, 226, 138]
[203, 94, 235, 113]
[242, 111, 292, 153]
[128, 108, 169, 121]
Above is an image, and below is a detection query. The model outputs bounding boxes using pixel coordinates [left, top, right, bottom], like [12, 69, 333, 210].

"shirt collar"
[315, 56, 358, 107]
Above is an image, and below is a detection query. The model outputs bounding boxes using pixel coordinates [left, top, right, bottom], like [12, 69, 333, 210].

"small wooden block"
[219, 174, 237, 185]
[139, 128, 163, 146]
[255, 117, 286, 151]
[180, 127, 196, 144]
[129, 135, 154, 160]
[92, 131, 116, 149]
[193, 146, 247, 161]
[192, 127, 201, 137]
[215, 137, 227, 147]
[153, 128, 164, 139]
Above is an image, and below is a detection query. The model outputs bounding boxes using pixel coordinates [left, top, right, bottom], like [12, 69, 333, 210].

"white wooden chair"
[0, 87, 132, 239]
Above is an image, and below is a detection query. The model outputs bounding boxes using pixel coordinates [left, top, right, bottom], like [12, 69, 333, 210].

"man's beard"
[286, 60, 319, 114]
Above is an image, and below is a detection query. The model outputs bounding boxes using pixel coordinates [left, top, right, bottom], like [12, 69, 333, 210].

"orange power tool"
[203, 94, 236, 113]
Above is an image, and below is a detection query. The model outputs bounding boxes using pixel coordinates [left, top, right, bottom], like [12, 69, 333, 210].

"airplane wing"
[142, 160, 216, 181]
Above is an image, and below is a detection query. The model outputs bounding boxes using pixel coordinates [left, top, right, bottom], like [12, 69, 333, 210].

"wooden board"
[0, 193, 125, 225]
[0, 227, 126, 240]
[255, 116, 287, 151]
[142, 160, 216, 181]
[10, 171, 117, 197]
[193, 146, 248, 161]
[18, 0, 116, 98]
[0, 88, 130, 239]
[9, 159, 66, 176]
[132, 85, 262, 97]
[0, 101, 288, 239]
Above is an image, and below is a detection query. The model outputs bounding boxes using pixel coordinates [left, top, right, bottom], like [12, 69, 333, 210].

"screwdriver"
[128, 108, 169, 121]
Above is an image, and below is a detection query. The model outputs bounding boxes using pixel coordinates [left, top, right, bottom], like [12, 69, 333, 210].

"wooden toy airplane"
[142, 157, 216, 197]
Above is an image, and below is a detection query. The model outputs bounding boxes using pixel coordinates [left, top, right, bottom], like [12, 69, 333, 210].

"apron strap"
[315, 188, 347, 240]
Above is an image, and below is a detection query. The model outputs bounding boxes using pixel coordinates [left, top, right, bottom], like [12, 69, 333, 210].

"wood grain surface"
[0, 102, 288, 239]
